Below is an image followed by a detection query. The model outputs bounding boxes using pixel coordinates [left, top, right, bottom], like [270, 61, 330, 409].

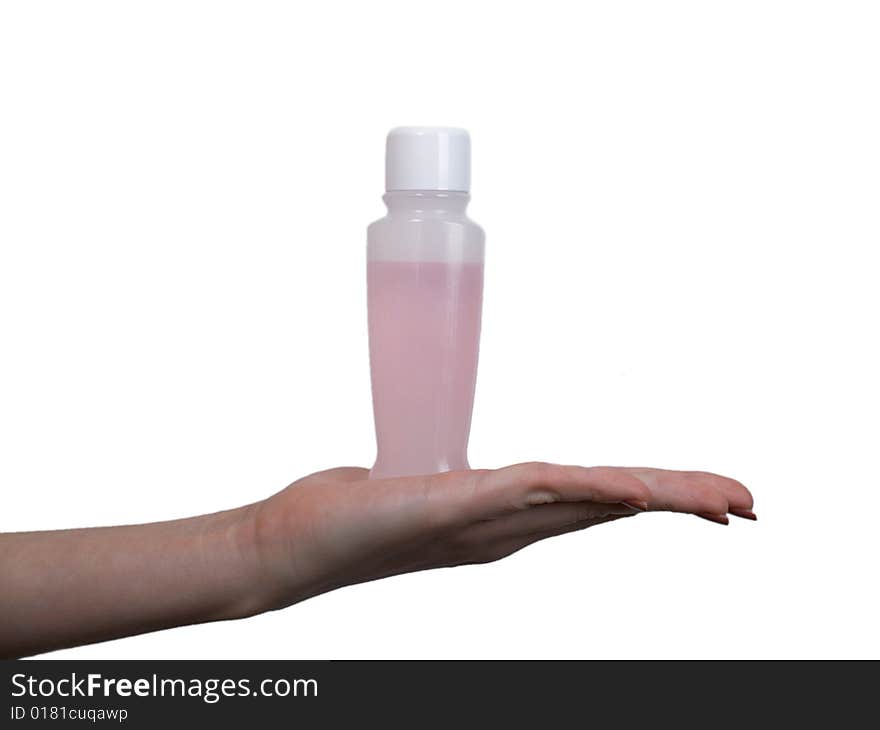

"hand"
[0, 461, 754, 657]
[251, 462, 755, 610]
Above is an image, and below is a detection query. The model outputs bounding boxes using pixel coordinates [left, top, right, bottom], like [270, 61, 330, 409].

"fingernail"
[697, 512, 729, 526]
[622, 500, 649, 512]
[730, 509, 757, 521]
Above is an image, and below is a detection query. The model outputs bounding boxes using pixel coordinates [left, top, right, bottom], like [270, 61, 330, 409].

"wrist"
[196, 502, 280, 621]
[224, 496, 316, 617]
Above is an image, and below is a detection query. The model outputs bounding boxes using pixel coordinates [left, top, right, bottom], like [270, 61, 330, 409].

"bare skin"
[0, 462, 755, 658]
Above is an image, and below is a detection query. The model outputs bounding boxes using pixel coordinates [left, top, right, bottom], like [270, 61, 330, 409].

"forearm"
[0, 504, 270, 658]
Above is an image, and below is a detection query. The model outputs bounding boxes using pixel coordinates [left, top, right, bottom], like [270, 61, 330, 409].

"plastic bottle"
[367, 127, 485, 479]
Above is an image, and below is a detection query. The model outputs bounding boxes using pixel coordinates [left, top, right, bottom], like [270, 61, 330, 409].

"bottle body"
[368, 191, 485, 479]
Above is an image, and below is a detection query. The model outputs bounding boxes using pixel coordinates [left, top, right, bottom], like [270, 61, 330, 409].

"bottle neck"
[383, 190, 470, 217]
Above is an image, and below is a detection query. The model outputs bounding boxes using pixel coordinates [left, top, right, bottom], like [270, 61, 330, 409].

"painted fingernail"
[697, 512, 729, 526]
[730, 509, 757, 521]
[622, 500, 649, 512]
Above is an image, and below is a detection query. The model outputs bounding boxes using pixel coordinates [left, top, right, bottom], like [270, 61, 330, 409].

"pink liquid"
[368, 260, 484, 478]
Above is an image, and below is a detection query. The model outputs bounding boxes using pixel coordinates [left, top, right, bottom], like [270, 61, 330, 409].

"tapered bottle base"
[369, 458, 471, 480]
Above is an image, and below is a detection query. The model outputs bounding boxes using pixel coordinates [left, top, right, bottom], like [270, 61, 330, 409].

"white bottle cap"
[385, 126, 471, 192]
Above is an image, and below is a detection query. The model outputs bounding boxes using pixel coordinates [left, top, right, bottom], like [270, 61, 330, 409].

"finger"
[525, 512, 628, 543]
[624, 468, 735, 516]
[630, 468, 753, 513]
[683, 470, 753, 512]
[697, 512, 730, 526]
[464, 463, 652, 521]
[487, 514, 628, 562]
[458, 500, 641, 544]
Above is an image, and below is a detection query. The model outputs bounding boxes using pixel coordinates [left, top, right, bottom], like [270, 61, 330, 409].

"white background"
[1, 1, 878, 659]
